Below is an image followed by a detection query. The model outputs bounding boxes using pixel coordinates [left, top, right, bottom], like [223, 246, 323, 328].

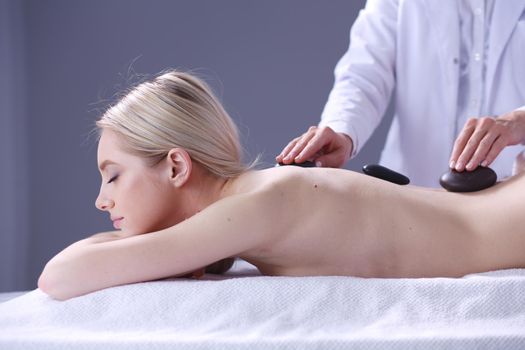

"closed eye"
[108, 175, 119, 184]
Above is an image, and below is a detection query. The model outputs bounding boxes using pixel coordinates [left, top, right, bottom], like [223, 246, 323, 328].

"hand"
[449, 110, 525, 172]
[276, 126, 353, 168]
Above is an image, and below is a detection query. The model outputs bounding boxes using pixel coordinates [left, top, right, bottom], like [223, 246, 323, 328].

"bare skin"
[277, 110, 525, 171]
[38, 130, 525, 300]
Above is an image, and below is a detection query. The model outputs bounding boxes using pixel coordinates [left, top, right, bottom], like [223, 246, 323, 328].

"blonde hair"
[97, 70, 255, 274]
[97, 69, 255, 178]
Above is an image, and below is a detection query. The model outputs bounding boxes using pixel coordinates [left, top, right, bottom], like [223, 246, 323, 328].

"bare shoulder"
[236, 166, 344, 192]
[123, 174, 290, 271]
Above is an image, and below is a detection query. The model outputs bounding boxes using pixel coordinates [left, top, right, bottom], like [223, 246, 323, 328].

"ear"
[166, 148, 193, 187]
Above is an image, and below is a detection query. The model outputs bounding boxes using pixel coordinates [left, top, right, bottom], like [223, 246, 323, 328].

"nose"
[95, 192, 114, 211]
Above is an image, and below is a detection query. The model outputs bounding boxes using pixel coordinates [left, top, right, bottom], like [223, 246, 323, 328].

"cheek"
[135, 197, 174, 231]
[121, 178, 179, 233]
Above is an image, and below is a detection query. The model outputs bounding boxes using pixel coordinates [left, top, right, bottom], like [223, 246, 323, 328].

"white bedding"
[0, 261, 524, 349]
[0, 291, 27, 304]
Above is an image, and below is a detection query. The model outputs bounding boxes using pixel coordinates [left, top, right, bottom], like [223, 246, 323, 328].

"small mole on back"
[314, 184, 318, 189]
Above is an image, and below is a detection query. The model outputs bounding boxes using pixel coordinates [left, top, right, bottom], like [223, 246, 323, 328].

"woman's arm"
[38, 190, 275, 300]
[66, 230, 135, 246]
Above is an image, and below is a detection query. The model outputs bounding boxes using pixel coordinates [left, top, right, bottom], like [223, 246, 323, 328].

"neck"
[183, 168, 239, 217]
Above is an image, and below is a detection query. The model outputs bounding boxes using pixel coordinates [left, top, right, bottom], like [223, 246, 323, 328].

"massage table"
[0, 260, 524, 349]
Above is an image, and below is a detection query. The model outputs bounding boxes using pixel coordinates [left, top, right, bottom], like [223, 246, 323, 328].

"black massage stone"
[277, 160, 317, 168]
[362, 164, 410, 185]
[439, 167, 497, 192]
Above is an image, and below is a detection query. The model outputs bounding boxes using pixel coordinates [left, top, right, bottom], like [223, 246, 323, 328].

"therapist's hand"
[449, 110, 525, 172]
[276, 126, 353, 168]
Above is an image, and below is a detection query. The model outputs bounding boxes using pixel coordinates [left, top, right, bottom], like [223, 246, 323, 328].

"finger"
[465, 131, 500, 171]
[278, 126, 318, 163]
[277, 137, 299, 160]
[482, 135, 508, 167]
[277, 138, 299, 163]
[450, 118, 477, 168]
[285, 131, 317, 163]
[295, 132, 330, 163]
[456, 118, 496, 171]
[455, 128, 489, 171]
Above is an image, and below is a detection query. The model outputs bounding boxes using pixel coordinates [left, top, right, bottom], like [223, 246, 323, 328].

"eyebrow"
[98, 160, 119, 171]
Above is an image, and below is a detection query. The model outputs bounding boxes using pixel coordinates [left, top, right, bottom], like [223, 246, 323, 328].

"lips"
[111, 217, 124, 229]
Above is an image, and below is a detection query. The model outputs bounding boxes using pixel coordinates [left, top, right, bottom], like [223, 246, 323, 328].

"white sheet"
[0, 291, 27, 304]
[1, 262, 524, 349]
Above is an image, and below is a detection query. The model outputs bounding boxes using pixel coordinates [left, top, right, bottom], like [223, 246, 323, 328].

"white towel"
[0, 263, 524, 349]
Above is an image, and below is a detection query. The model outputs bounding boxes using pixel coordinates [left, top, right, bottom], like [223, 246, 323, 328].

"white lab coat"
[320, 0, 525, 187]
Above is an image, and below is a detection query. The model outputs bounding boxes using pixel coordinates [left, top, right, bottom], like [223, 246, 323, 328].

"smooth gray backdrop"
[0, 0, 395, 292]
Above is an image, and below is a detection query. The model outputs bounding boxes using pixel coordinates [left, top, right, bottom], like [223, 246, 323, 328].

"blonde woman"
[38, 70, 525, 301]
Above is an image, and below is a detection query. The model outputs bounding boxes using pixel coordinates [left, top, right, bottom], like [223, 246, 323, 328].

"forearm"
[38, 231, 130, 300]
[320, 0, 397, 157]
[37, 226, 205, 301]
[70, 231, 126, 246]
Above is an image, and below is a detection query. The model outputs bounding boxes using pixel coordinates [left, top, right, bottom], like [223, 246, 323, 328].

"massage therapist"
[277, 0, 525, 187]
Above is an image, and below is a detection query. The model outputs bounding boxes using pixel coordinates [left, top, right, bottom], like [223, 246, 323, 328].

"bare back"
[230, 167, 525, 278]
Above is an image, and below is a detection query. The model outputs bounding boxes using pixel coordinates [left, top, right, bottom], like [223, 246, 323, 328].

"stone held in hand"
[439, 166, 497, 192]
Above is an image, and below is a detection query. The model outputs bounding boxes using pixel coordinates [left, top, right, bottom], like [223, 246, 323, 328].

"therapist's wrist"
[340, 133, 354, 162]
[505, 110, 525, 145]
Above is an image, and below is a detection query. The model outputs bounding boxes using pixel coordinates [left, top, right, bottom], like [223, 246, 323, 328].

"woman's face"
[95, 129, 184, 234]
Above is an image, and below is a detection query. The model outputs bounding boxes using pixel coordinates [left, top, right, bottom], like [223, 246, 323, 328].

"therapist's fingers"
[453, 116, 515, 171]
[482, 136, 508, 167]
[276, 138, 299, 163]
[276, 127, 317, 164]
[455, 120, 492, 171]
[294, 127, 335, 164]
[277, 134, 306, 163]
[277, 126, 352, 167]
[449, 118, 477, 169]
[450, 111, 525, 172]
[296, 129, 353, 167]
[466, 131, 500, 170]
[287, 128, 318, 163]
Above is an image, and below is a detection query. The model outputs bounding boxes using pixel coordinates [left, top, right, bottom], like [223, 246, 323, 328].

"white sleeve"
[319, 0, 398, 157]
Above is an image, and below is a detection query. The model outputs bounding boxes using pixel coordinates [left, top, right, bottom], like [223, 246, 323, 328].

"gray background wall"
[0, 0, 394, 292]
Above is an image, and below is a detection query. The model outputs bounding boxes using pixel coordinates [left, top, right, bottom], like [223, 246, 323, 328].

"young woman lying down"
[38, 70, 525, 300]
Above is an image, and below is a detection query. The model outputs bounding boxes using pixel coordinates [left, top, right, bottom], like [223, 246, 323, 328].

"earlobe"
[167, 148, 193, 187]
